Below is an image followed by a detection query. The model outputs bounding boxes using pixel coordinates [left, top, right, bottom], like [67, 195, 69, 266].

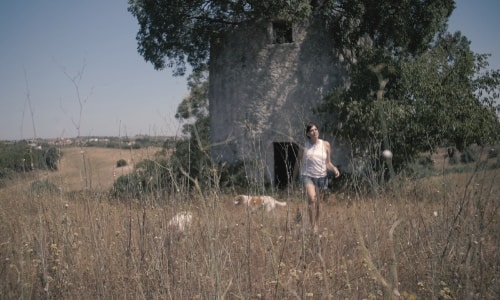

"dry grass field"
[48, 146, 163, 192]
[0, 146, 498, 299]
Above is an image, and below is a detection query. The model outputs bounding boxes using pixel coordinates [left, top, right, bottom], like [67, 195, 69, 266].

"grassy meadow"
[0, 146, 498, 299]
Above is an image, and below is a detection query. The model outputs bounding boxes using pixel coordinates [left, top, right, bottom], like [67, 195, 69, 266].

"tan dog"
[233, 195, 287, 212]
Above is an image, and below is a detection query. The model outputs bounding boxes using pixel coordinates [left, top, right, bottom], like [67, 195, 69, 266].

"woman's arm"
[324, 141, 340, 178]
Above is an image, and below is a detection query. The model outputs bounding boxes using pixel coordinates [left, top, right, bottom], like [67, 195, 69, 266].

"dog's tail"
[275, 200, 287, 207]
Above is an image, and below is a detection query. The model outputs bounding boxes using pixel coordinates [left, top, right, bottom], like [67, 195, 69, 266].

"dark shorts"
[301, 175, 328, 190]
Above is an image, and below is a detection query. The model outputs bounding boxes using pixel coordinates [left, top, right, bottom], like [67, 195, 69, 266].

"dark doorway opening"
[272, 22, 293, 44]
[273, 142, 299, 189]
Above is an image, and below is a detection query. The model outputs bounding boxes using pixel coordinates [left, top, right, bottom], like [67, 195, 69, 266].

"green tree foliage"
[0, 141, 31, 171]
[0, 141, 61, 172]
[128, 0, 453, 74]
[175, 68, 210, 124]
[329, 0, 454, 59]
[397, 32, 499, 151]
[319, 32, 500, 172]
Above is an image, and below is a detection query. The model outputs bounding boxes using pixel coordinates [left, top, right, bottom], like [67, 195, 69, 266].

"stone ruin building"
[209, 17, 347, 188]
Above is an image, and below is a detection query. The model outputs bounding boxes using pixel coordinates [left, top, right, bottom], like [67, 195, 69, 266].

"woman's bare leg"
[305, 183, 318, 233]
[316, 188, 322, 231]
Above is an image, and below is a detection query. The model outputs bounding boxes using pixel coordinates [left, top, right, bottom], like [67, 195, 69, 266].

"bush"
[460, 147, 476, 164]
[44, 146, 60, 170]
[417, 155, 434, 168]
[446, 147, 459, 164]
[110, 158, 172, 201]
[116, 159, 127, 168]
[0, 168, 14, 188]
[0, 142, 60, 172]
[218, 161, 249, 191]
[449, 154, 459, 164]
[488, 146, 498, 159]
[111, 173, 141, 199]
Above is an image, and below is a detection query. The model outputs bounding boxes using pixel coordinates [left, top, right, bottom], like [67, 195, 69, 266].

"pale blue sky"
[1, 0, 498, 140]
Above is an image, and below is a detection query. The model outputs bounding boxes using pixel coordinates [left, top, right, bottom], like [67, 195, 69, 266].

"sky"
[0, 0, 499, 141]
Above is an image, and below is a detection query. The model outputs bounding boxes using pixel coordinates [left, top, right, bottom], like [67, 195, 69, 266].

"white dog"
[233, 195, 287, 212]
[168, 211, 193, 233]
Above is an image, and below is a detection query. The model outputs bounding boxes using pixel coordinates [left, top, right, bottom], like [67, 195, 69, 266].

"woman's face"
[307, 126, 319, 139]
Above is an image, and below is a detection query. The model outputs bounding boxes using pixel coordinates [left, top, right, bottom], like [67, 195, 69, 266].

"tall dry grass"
[0, 147, 498, 299]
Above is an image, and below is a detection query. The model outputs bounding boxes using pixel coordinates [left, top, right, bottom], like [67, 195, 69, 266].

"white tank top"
[301, 139, 327, 178]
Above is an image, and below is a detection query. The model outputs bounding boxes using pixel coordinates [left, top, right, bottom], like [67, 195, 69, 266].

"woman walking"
[294, 122, 340, 234]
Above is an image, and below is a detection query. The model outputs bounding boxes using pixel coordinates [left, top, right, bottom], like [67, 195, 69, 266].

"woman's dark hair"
[305, 122, 318, 139]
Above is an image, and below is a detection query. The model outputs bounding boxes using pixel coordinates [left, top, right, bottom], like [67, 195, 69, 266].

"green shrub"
[111, 173, 141, 199]
[110, 158, 172, 200]
[116, 159, 127, 168]
[44, 146, 60, 170]
[0, 142, 60, 172]
[488, 146, 498, 159]
[218, 161, 249, 191]
[449, 154, 459, 164]
[460, 147, 476, 163]
[417, 155, 434, 168]
[0, 168, 14, 188]
[447, 147, 459, 164]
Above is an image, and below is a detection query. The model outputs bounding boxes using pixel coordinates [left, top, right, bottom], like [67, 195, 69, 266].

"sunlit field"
[45, 146, 162, 192]
[0, 146, 498, 299]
